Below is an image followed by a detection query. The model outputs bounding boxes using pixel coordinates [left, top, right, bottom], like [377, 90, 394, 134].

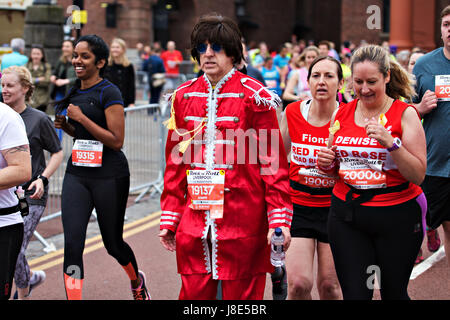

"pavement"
[26, 190, 162, 263]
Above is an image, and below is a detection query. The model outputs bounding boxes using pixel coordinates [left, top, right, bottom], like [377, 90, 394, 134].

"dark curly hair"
[190, 13, 244, 65]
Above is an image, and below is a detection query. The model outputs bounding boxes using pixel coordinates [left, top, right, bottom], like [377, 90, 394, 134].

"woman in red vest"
[317, 44, 427, 300]
[280, 56, 344, 300]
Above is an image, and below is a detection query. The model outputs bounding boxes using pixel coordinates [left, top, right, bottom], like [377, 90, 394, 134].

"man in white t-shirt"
[0, 102, 31, 300]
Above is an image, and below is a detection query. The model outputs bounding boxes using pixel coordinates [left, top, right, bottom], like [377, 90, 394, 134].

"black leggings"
[328, 194, 426, 300]
[61, 173, 138, 279]
[0, 223, 23, 300]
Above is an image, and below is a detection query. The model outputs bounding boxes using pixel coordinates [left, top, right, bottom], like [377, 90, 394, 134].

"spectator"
[50, 40, 76, 103]
[143, 45, 166, 112]
[25, 44, 52, 113]
[50, 39, 76, 140]
[0, 38, 28, 103]
[104, 38, 136, 108]
[160, 40, 183, 92]
[1, 38, 28, 71]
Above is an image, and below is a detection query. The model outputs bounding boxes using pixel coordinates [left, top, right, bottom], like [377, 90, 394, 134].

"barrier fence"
[36, 103, 167, 252]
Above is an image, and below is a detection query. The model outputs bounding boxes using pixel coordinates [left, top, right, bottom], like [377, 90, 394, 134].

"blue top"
[261, 66, 281, 96]
[142, 54, 165, 78]
[273, 54, 290, 70]
[413, 47, 450, 178]
[1, 51, 28, 71]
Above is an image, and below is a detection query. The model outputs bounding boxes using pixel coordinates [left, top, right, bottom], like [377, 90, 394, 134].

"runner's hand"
[54, 114, 66, 129]
[28, 178, 44, 200]
[159, 229, 176, 252]
[416, 90, 437, 116]
[364, 117, 392, 148]
[267, 226, 291, 251]
[67, 104, 85, 123]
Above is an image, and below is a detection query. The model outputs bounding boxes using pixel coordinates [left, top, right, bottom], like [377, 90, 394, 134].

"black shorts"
[290, 203, 330, 243]
[422, 175, 450, 229]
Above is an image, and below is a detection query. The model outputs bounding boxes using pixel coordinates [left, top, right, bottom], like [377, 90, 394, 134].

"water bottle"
[270, 227, 285, 267]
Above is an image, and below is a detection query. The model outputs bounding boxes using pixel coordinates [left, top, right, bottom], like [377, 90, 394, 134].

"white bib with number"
[435, 75, 450, 101]
[187, 170, 225, 219]
[72, 139, 103, 167]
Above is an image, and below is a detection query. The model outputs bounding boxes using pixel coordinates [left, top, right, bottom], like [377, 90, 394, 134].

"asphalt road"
[16, 193, 449, 302]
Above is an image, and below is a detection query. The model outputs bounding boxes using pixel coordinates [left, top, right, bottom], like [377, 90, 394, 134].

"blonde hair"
[2, 66, 34, 102]
[297, 45, 319, 67]
[108, 38, 131, 67]
[351, 44, 416, 101]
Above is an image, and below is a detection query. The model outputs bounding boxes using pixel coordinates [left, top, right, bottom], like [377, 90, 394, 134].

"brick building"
[1, 0, 448, 57]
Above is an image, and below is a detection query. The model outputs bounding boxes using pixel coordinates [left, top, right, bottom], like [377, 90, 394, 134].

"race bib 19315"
[187, 170, 225, 219]
[72, 139, 103, 167]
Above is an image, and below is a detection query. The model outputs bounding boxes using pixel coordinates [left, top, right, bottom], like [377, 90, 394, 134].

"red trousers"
[179, 273, 266, 300]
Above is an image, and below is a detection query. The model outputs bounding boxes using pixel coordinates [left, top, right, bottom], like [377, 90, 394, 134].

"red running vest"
[286, 100, 339, 207]
[332, 99, 422, 206]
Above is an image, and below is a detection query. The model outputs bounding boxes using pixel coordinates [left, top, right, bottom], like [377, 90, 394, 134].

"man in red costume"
[159, 13, 292, 300]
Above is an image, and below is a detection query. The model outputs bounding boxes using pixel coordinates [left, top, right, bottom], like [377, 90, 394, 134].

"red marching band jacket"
[160, 68, 293, 280]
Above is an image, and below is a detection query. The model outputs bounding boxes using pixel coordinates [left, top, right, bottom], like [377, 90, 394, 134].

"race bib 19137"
[187, 170, 225, 219]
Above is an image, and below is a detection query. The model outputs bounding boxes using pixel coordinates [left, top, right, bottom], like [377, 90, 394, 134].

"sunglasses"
[196, 43, 223, 54]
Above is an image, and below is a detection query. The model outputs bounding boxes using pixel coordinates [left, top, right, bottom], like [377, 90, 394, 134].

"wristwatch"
[387, 137, 402, 152]
[37, 175, 48, 187]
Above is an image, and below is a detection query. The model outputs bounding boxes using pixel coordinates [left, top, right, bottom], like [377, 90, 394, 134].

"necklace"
[359, 96, 391, 120]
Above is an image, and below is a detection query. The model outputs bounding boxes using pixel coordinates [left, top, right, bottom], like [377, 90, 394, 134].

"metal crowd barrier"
[35, 103, 167, 252]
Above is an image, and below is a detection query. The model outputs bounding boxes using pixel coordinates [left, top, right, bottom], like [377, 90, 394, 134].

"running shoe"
[415, 248, 424, 265]
[426, 229, 441, 252]
[13, 270, 46, 299]
[131, 270, 151, 300]
[271, 265, 287, 300]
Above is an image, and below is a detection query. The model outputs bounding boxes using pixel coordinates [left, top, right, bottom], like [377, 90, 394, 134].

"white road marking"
[410, 246, 446, 280]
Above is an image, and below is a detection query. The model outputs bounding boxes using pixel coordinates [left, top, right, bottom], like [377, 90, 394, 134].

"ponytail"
[53, 78, 81, 115]
[386, 59, 416, 101]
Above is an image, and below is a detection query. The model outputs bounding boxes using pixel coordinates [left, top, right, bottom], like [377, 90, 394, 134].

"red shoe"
[426, 229, 441, 253]
[415, 248, 424, 264]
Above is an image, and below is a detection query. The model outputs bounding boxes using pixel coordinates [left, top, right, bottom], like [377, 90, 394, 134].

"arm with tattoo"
[0, 144, 32, 190]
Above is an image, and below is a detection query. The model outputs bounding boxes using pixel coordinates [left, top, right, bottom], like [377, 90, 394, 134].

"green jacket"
[50, 58, 77, 99]
[26, 61, 52, 108]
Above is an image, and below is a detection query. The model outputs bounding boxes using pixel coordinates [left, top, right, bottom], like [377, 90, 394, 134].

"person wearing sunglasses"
[159, 13, 292, 300]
